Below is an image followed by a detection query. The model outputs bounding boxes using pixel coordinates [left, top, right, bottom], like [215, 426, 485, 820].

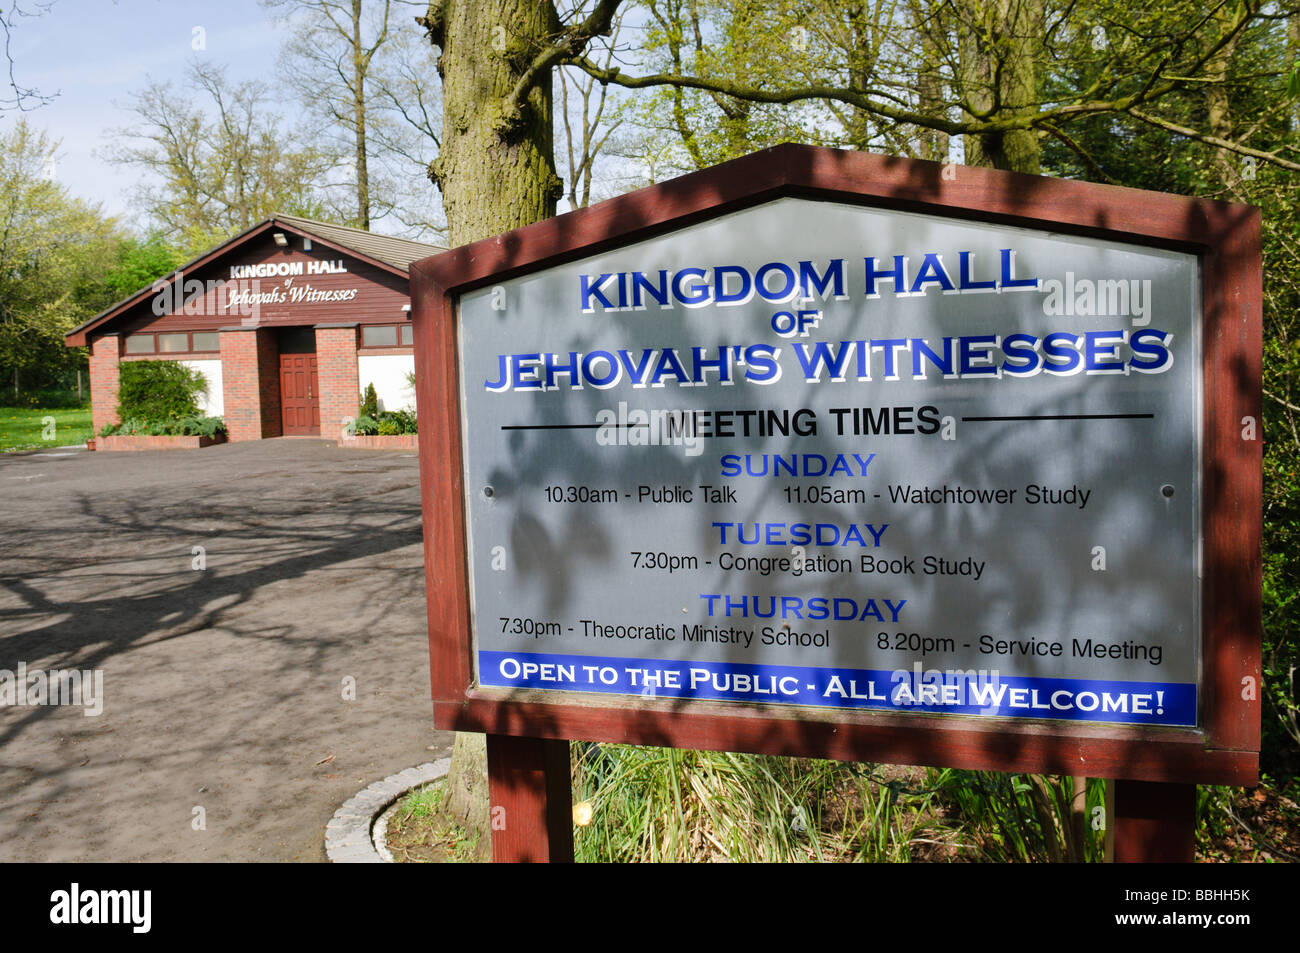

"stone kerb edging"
[325, 758, 450, 864]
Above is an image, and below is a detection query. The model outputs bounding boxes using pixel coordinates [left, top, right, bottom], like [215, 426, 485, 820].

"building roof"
[273, 214, 442, 272]
[66, 215, 443, 347]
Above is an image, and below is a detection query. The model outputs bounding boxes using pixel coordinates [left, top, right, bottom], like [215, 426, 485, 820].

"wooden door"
[280, 354, 320, 436]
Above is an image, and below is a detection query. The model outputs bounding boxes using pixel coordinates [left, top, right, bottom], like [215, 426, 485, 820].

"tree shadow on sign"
[414, 143, 1260, 792]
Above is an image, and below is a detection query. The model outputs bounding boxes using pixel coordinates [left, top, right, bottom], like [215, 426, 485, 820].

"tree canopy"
[0, 121, 120, 397]
[104, 61, 342, 251]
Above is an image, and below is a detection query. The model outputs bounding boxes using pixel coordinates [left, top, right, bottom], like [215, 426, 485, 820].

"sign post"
[411, 145, 1261, 863]
[484, 734, 573, 863]
[1109, 779, 1198, 863]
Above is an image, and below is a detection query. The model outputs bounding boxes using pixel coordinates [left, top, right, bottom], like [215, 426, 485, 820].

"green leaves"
[100, 415, 226, 438]
[0, 120, 120, 394]
[359, 382, 379, 418]
[102, 235, 185, 303]
[352, 409, 417, 436]
[115, 360, 207, 423]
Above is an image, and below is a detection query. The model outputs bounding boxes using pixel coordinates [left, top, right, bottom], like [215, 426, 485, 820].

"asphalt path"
[0, 439, 452, 861]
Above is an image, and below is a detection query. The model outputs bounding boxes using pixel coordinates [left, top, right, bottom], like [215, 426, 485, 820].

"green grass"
[571, 743, 963, 862]
[0, 406, 92, 452]
[571, 745, 1297, 862]
[393, 781, 445, 823]
[386, 780, 483, 862]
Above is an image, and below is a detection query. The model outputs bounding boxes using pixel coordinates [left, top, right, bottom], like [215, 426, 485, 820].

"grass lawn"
[0, 406, 93, 452]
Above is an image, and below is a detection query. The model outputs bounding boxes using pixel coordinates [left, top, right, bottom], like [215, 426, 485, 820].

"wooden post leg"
[486, 734, 574, 863]
[1110, 779, 1196, 863]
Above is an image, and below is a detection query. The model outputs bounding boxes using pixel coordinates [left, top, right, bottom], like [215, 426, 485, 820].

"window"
[125, 331, 220, 355]
[400, 325, 413, 346]
[362, 325, 398, 347]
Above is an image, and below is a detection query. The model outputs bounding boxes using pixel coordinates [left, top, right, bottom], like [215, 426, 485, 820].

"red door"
[280, 354, 320, 436]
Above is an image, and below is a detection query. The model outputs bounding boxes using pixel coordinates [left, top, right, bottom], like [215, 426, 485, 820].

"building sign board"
[412, 146, 1260, 785]
[457, 197, 1201, 727]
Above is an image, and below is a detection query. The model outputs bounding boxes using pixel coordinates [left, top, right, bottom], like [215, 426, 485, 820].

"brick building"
[65, 215, 442, 441]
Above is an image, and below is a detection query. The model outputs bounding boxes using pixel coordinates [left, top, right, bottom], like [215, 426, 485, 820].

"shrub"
[100, 416, 225, 438]
[351, 410, 416, 436]
[359, 382, 379, 418]
[116, 361, 206, 421]
[387, 408, 418, 434]
[177, 415, 226, 438]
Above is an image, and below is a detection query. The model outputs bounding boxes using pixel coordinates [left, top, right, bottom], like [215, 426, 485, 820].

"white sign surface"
[457, 198, 1200, 726]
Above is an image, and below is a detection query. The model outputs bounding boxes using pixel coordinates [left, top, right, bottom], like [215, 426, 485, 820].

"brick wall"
[220, 328, 282, 441]
[88, 334, 121, 433]
[98, 434, 225, 451]
[316, 325, 360, 441]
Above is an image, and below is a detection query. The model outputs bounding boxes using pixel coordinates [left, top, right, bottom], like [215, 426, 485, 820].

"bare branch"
[0, 1, 57, 111]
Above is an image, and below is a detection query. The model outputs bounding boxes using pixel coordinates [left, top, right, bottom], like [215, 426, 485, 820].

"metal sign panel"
[456, 197, 1201, 728]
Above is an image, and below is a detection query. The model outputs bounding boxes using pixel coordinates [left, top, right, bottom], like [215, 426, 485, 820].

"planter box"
[97, 434, 227, 451]
[340, 434, 419, 450]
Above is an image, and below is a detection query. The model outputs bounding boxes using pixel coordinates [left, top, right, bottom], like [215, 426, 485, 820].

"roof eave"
[65, 216, 415, 348]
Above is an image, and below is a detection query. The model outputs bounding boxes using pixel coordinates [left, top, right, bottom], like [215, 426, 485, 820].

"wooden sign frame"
[410, 145, 1261, 808]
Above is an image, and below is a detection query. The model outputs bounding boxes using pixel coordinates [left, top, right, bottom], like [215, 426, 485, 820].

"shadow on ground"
[0, 439, 451, 861]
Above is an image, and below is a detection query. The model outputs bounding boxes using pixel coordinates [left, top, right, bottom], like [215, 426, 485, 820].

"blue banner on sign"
[478, 650, 1196, 726]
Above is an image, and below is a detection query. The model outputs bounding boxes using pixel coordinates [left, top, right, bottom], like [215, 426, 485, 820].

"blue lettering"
[908, 253, 955, 294]
[959, 251, 997, 291]
[864, 255, 907, 296]
[1000, 249, 1039, 290]
[580, 273, 616, 310]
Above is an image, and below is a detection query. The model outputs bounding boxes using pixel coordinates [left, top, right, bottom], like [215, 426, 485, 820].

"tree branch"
[497, 0, 623, 133]
[1127, 107, 1300, 171]
[1265, 388, 1300, 415]
[1039, 121, 1120, 184]
[566, 33, 1300, 174]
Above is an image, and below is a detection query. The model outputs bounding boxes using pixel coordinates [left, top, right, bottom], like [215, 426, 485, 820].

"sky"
[11, 0, 657, 234]
[10, 0, 294, 225]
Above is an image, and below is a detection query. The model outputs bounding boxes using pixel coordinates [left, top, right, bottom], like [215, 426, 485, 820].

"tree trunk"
[352, 0, 371, 230]
[1291, 10, 1300, 134]
[957, 0, 1043, 175]
[425, 0, 561, 246]
[1205, 11, 1244, 200]
[914, 3, 948, 162]
[420, 0, 563, 858]
[844, 5, 874, 150]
